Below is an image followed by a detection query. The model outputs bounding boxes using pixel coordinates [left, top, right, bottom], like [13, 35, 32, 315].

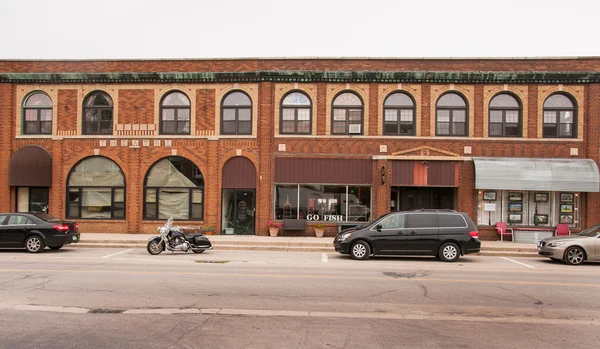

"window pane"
[385, 93, 413, 107]
[81, 188, 112, 219]
[505, 111, 519, 123]
[68, 189, 80, 218]
[25, 109, 38, 121]
[277, 184, 300, 220]
[348, 109, 362, 121]
[505, 124, 519, 136]
[40, 109, 52, 121]
[222, 121, 236, 134]
[162, 109, 175, 121]
[453, 110, 466, 122]
[489, 124, 503, 136]
[437, 93, 466, 107]
[399, 123, 414, 135]
[347, 186, 370, 222]
[145, 189, 157, 203]
[384, 123, 398, 135]
[282, 92, 310, 106]
[162, 92, 190, 106]
[162, 121, 175, 134]
[238, 121, 252, 134]
[86, 92, 112, 106]
[25, 121, 38, 134]
[177, 108, 190, 121]
[559, 124, 572, 137]
[490, 110, 503, 123]
[158, 188, 189, 220]
[297, 108, 310, 121]
[544, 111, 557, 124]
[560, 111, 573, 123]
[177, 121, 190, 134]
[238, 109, 251, 121]
[333, 121, 346, 134]
[333, 109, 346, 121]
[69, 157, 124, 186]
[40, 121, 52, 134]
[384, 109, 398, 122]
[437, 110, 450, 122]
[192, 189, 203, 203]
[25, 93, 52, 106]
[297, 121, 310, 133]
[281, 120, 295, 133]
[406, 213, 437, 228]
[113, 203, 125, 218]
[452, 122, 466, 135]
[437, 122, 449, 135]
[543, 125, 557, 137]
[400, 109, 413, 122]
[438, 214, 466, 228]
[490, 94, 519, 108]
[379, 215, 405, 229]
[223, 92, 251, 106]
[145, 203, 157, 218]
[544, 94, 574, 108]
[223, 109, 236, 121]
[333, 92, 361, 106]
[282, 108, 295, 120]
[191, 203, 203, 220]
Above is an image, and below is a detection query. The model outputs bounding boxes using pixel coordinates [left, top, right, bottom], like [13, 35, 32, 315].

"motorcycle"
[146, 217, 212, 255]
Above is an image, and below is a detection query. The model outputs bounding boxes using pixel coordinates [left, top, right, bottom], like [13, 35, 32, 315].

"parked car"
[538, 224, 600, 265]
[0, 212, 80, 253]
[333, 209, 480, 262]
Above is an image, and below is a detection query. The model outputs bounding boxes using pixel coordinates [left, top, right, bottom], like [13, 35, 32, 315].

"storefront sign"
[484, 203, 496, 212]
[307, 214, 344, 221]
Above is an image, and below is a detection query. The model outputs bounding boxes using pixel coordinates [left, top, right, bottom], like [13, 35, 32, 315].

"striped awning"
[473, 157, 600, 192]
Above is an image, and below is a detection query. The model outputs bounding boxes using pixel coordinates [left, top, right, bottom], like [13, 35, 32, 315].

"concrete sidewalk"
[75, 233, 539, 257]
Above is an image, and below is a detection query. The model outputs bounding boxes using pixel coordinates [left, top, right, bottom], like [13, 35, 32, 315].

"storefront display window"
[477, 190, 580, 228]
[274, 184, 371, 222]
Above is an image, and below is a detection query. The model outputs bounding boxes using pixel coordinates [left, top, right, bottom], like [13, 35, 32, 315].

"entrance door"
[393, 187, 455, 211]
[221, 189, 255, 235]
[17, 187, 49, 213]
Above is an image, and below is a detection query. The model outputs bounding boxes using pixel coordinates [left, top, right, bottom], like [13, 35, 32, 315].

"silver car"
[538, 225, 600, 265]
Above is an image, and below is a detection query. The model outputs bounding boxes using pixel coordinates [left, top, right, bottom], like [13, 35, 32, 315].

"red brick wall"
[57, 89, 78, 132]
[0, 84, 13, 212]
[118, 89, 154, 125]
[196, 89, 215, 133]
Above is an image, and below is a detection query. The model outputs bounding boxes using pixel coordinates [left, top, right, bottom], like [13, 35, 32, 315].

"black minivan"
[333, 210, 480, 262]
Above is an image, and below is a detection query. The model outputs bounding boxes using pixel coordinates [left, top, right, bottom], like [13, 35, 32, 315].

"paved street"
[0, 247, 599, 348]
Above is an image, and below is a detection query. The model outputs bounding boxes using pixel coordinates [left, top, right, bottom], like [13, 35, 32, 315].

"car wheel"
[564, 246, 585, 265]
[49, 245, 63, 250]
[25, 236, 45, 253]
[350, 241, 371, 260]
[192, 249, 205, 254]
[438, 242, 460, 262]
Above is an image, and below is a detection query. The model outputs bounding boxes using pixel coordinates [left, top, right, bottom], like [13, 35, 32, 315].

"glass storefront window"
[477, 190, 580, 228]
[275, 184, 371, 222]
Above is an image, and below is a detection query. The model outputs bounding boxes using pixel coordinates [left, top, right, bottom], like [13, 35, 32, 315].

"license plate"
[73, 236, 78, 241]
[537, 246, 541, 252]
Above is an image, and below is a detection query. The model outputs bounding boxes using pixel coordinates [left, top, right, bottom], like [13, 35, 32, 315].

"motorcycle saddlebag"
[194, 235, 212, 247]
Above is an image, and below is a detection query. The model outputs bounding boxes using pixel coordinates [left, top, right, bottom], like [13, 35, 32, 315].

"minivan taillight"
[469, 231, 479, 239]
[54, 224, 70, 232]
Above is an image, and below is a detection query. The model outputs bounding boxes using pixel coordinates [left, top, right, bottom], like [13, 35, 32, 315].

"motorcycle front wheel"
[192, 249, 205, 254]
[147, 240, 165, 255]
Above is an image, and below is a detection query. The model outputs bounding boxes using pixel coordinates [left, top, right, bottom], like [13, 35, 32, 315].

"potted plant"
[267, 220, 283, 237]
[203, 224, 215, 236]
[314, 223, 325, 238]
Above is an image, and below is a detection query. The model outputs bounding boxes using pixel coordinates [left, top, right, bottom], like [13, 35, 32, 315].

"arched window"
[160, 91, 191, 135]
[543, 93, 576, 138]
[436, 93, 468, 136]
[332, 92, 363, 135]
[83, 91, 113, 135]
[144, 157, 204, 220]
[67, 157, 125, 219]
[383, 92, 415, 135]
[221, 91, 252, 135]
[280, 91, 312, 134]
[23, 92, 52, 135]
[489, 93, 521, 137]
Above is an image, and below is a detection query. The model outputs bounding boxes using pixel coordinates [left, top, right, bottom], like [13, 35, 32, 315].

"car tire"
[564, 246, 585, 265]
[25, 235, 45, 253]
[49, 245, 63, 250]
[192, 249, 205, 254]
[350, 241, 371, 260]
[438, 242, 460, 262]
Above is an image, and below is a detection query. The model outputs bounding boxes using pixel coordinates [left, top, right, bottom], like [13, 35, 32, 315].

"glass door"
[221, 189, 255, 235]
[17, 187, 49, 213]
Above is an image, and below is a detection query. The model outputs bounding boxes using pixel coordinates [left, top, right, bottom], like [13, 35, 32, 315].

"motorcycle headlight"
[548, 241, 566, 247]
[338, 233, 352, 241]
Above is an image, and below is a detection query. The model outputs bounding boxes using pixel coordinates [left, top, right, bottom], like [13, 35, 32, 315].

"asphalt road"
[0, 247, 599, 349]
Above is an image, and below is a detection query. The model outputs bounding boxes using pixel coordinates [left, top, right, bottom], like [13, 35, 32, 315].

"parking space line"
[102, 249, 133, 259]
[321, 253, 328, 263]
[500, 257, 535, 269]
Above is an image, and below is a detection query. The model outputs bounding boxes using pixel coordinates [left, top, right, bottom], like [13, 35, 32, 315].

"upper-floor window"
[23, 92, 52, 135]
[383, 92, 415, 136]
[436, 93, 468, 136]
[83, 91, 113, 135]
[160, 91, 191, 135]
[489, 93, 521, 137]
[280, 91, 312, 134]
[543, 93, 576, 138]
[332, 92, 363, 135]
[221, 91, 252, 135]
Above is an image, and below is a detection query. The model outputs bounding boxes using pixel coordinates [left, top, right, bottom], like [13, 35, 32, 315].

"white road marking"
[101, 249, 133, 259]
[321, 253, 328, 263]
[500, 257, 535, 269]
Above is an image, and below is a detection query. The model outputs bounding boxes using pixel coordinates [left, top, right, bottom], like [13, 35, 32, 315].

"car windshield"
[578, 225, 600, 237]
[33, 213, 62, 223]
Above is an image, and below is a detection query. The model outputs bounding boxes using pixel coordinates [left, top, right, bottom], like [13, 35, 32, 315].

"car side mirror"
[376, 224, 382, 232]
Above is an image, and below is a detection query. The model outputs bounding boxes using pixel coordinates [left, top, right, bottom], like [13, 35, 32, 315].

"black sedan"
[0, 212, 80, 253]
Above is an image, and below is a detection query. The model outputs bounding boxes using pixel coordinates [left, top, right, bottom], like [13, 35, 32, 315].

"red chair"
[555, 224, 571, 236]
[495, 222, 514, 242]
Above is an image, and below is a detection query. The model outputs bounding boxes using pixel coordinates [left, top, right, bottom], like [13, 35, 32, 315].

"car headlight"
[548, 241, 566, 247]
[338, 233, 352, 241]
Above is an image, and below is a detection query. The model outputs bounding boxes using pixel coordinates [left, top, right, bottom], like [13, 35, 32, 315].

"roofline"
[1, 56, 600, 62]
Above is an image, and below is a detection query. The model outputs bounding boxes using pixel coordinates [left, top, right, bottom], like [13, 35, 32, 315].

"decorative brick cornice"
[3, 71, 600, 84]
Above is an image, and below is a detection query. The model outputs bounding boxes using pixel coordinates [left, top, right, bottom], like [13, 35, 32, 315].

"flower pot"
[314, 228, 325, 238]
[269, 227, 279, 237]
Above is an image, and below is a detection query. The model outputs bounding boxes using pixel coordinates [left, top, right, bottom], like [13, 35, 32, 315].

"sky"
[0, 0, 598, 60]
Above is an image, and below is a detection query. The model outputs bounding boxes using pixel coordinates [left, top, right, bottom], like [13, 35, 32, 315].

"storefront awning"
[473, 157, 600, 192]
[9, 145, 52, 187]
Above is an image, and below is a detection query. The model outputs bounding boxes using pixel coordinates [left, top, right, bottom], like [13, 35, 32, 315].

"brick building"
[1, 58, 599, 240]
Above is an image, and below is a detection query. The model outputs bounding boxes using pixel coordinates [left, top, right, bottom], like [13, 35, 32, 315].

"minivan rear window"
[438, 214, 467, 228]
[406, 214, 437, 228]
